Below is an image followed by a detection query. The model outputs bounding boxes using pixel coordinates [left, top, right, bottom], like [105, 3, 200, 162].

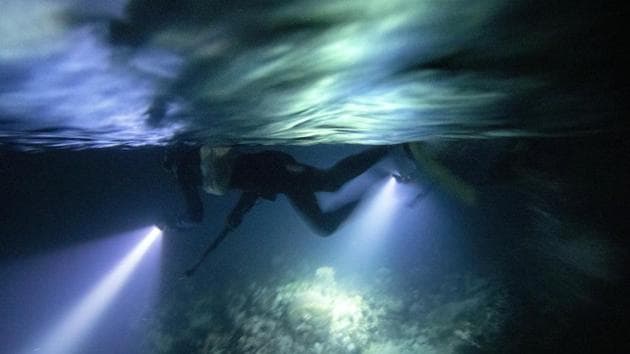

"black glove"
[174, 214, 200, 229]
[157, 214, 199, 232]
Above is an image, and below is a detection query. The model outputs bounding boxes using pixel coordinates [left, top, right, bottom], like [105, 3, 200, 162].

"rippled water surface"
[0, 0, 623, 149]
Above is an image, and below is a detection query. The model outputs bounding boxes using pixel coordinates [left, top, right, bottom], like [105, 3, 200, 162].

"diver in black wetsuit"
[163, 144, 389, 236]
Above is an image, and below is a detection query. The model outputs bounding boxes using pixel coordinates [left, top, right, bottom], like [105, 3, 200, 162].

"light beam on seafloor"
[29, 226, 162, 354]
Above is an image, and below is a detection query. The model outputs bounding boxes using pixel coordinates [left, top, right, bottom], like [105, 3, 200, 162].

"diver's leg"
[318, 146, 389, 191]
[286, 191, 359, 237]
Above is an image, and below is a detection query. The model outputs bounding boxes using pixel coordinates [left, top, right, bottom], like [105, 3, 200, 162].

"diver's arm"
[226, 192, 258, 229]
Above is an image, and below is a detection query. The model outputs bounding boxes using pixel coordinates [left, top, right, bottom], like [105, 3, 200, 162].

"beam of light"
[348, 176, 398, 241]
[29, 226, 162, 354]
[333, 176, 400, 273]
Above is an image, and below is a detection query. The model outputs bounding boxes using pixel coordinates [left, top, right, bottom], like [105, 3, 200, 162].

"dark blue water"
[1, 1, 627, 353]
[2, 140, 628, 353]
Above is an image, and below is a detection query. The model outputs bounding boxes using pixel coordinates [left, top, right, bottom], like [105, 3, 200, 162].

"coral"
[145, 265, 508, 354]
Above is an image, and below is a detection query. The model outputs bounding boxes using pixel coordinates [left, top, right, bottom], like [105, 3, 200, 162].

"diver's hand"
[156, 220, 171, 233]
[155, 215, 178, 233]
[174, 215, 199, 229]
[158, 214, 199, 232]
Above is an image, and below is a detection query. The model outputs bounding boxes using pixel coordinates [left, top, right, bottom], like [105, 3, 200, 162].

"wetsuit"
[172, 147, 388, 236]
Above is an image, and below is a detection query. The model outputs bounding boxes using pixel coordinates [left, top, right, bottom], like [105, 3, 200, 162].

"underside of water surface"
[0, 0, 625, 149]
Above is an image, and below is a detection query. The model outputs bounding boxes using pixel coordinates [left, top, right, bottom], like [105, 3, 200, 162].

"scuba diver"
[164, 144, 390, 276]
[162, 144, 390, 237]
[162, 141, 520, 276]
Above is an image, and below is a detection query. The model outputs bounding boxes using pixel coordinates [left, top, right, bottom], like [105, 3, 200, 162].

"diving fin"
[403, 142, 477, 205]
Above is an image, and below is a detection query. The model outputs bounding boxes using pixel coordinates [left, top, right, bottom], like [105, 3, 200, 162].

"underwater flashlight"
[30, 226, 162, 354]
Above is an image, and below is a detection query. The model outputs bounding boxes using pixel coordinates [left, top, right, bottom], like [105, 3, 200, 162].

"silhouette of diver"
[163, 144, 389, 236]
